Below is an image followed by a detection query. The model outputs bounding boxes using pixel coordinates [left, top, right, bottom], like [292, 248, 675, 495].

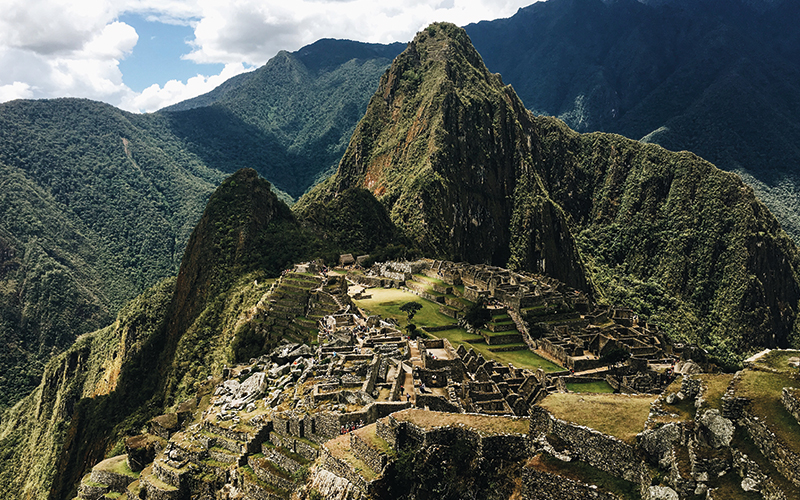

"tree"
[399, 301, 422, 321]
[464, 299, 491, 329]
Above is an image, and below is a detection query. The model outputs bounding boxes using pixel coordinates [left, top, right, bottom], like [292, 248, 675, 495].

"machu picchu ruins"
[73, 259, 800, 500]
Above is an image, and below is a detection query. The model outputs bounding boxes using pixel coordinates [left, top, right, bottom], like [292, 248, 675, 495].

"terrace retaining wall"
[529, 406, 647, 484]
[741, 410, 800, 487]
[521, 462, 623, 500]
[781, 387, 800, 425]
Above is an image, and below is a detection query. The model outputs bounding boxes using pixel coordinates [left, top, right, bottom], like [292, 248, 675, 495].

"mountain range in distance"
[1, 0, 799, 412]
[1, 17, 800, 500]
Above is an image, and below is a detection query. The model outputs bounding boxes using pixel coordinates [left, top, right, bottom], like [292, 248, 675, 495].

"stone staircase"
[135, 408, 270, 499]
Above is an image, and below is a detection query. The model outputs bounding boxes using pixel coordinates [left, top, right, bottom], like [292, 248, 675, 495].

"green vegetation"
[299, 22, 800, 367]
[399, 301, 423, 321]
[531, 453, 641, 500]
[0, 40, 402, 410]
[353, 287, 561, 371]
[538, 393, 656, 444]
[565, 380, 615, 394]
[352, 288, 454, 328]
[389, 423, 521, 500]
[735, 370, 800, 454]
[0, 277, 175, 499]
[393, 408, 529, 436]
[466, 0, 800, 243]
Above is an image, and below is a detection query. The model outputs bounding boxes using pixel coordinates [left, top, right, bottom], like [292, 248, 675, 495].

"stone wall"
[741, 410, 800, 487]
[305, 403, 413, 443]
[529, 406, 647, 484]
[521, 461, 623, 500]
[248, 455, 295, 491]
[781, 387, 800, 425]
[90, 468, 136, 492]
[731, 449, 789, 500]
[349, 433, 388, 474]
[484, 332, 523, 345]
[414, 393, 461, 413]
[319, 446, 369, 494]
[378, 412, 527, 463]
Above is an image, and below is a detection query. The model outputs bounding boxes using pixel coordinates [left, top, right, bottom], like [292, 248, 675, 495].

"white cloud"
[185, 0, 532, 66]
[121, 62, 250, 112]
[0, 82, 34, 102]
[0, 0, 536, 112]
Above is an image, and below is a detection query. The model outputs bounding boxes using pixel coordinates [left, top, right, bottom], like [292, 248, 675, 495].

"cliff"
[297, 23, 800, 361]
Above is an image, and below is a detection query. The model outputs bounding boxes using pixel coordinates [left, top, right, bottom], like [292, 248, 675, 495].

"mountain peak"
[300, 22, 589, 290]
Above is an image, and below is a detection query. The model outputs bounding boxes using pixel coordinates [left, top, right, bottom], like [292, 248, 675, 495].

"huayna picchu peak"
[299, 23, 800, 363]
[1, 18, 800, 500]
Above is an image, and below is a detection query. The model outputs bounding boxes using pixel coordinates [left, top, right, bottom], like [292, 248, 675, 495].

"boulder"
[647, 486, 679, 500]
[638, 423, 683, 469]
[697, 409, 734, 448]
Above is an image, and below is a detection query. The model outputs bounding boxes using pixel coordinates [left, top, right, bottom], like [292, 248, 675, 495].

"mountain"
[159, 40, 404, 200]
[0, 98, 222, 408]
[299, 22, 800, 363]
[2, 23, 800, 499]
[465, 0, 800, 241]
[0, 40, 401, 409]
[0, 169, 325, 499]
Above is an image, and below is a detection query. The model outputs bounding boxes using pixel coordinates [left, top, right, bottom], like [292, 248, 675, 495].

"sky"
[0, 0, 537, 113]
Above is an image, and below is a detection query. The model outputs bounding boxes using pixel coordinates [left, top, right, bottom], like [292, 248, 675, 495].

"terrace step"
[138, 465, 180, 500]
[77, 473, 109, 500]
[238, 465, 291, 500]
[248, 454, 296, 491]
[152, 457, 194, 490]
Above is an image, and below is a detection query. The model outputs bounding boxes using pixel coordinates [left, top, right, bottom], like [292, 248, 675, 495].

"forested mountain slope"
[465, 0, 800, 240]
[0, 40, 402, 408]
[298, 22, 800, 364]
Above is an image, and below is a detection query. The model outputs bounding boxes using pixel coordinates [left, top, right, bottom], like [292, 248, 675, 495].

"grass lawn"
[753, 349, 800, 372]
[565, 380, 615, 393]
[538, 393, 656, 444]
[352, 288, 456, 329]
[697, 373, 733, 412]
[735, 369, 800, 454]
[431, 327, 562, 372]
[353, 287, 563, 372]
[412, 274, 449, 287]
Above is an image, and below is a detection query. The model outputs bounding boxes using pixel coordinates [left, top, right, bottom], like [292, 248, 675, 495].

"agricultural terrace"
[734, 369, 800, 455]
[538, 393, 656, 444]
[351, 286, 562, 372]
[391, 408, 529, 436]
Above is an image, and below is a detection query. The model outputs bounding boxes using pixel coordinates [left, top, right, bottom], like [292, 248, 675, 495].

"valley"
[68, 258, 800, 500]
[2, 5, 800, 499]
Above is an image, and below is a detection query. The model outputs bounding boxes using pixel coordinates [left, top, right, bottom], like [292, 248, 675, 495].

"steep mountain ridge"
[0, 99, 222, 407]
[297, 23, 588, 291]
[0, 169, 321, 499]
[465, 0, 800, 241]
[298, 23, 800, 361]
[160, 41, 404, 199]
[0, 39, 401, 409]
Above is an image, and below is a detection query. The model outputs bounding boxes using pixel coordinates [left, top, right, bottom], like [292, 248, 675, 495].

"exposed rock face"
[299, 22, 800, 357]
[298, 23, 589, 292]
[697, 409, 734, 449]
[638, 422, 683, 469]
[647, 485, 679, 500]
[307, 468, 365, 500]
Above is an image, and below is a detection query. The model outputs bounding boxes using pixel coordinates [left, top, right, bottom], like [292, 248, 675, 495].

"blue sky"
[117, 14, 223, 93]
[0, 0, 537, 112]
